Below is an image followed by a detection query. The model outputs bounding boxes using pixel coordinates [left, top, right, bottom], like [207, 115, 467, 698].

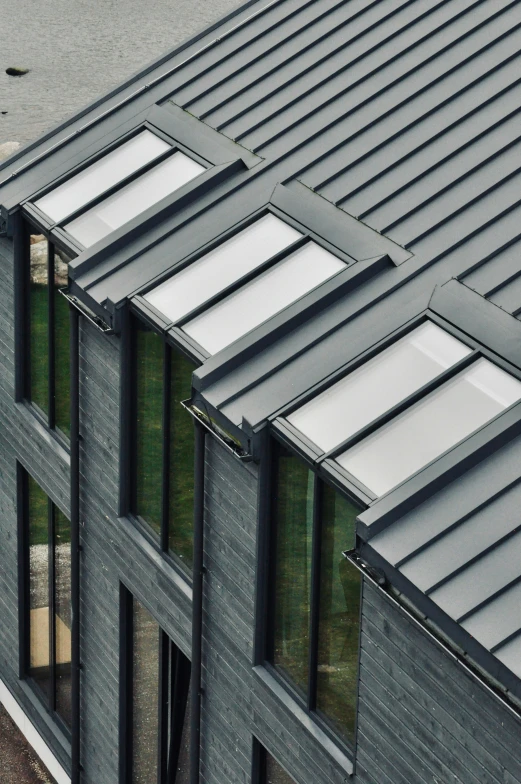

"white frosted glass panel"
[288, 322, 471, 452]
[184, 242, 345, 355]
[35, 131, 170, 222]
[144, 214, 302, 323]
[338, 359, 521, 496]
[65, 152, 204, 247]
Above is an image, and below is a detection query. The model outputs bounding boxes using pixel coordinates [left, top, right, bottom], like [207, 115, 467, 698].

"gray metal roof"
[4, 0, 521, 700]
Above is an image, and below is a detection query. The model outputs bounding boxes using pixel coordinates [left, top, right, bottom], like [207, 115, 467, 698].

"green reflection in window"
[135, 323, 163, 535]
[168, 351, 195, 571]
[29, 232, 49, 415]
[273, 447, 314, 693]
[54, 249, 71, 437]
[316, 486, 360, 744]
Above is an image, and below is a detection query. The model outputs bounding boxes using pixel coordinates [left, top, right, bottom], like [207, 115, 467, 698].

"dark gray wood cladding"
[356, 580, 521, 784]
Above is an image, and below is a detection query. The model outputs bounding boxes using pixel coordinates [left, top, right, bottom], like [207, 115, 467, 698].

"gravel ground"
[0, 705, 57, 784]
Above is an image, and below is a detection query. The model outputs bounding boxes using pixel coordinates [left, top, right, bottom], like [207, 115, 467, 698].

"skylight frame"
[274, 313, 521, 505]
[22, 121, 210, 252]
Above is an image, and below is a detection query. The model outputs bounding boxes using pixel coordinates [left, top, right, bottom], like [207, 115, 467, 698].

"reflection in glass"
[169, 352, 195, 571]
[273, 447, 314, 693]
[29, 231, 49, 415]
[184, 241, 345, 355]
[135, 322, 163, 536]
[132, 601, 160, 784]
[54, 506, 72, 727]
[288, 321, 472, 452]
[28, 475, 50, 699]
[265, 751, 296, 784]
[54, 248, 72, 437]
[316, 486, 360, 744]
[35, 131, 170, 222]
[145, 214, 302, 323]
[339, 358, 521, 496]
[65, 153, 204, 247]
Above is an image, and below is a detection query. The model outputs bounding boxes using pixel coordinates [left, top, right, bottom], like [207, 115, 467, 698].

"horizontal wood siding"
[356, 580, 521, 784]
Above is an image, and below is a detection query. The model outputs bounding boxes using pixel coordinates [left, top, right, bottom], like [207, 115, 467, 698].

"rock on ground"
[0, 141, 21, 161]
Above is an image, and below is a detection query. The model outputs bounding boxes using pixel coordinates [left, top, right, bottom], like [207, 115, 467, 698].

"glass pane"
[29, 230, 49, 415]
[316, 486, 360, 745]
[273, 447, 314, 694]
[35, 130, 170, 222]
[339, 358, 521, 496]
[28, 475, 50, 699]
[132, 600, 160, 784]
[145, 214, 302, 323]
[54, 248, 72, 437]
[183, 241, 345, 355]
[54, 506, 72, 727]
[65, 152, 204, 247]
[168, 351, 195, 571]
[135, 321, 163, 536]
[288, 322, 472, 452]
[265, 752, 296, 784]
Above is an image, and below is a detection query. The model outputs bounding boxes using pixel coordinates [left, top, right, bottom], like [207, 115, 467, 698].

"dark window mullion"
[158, 631, 170, 784]
[161, 343, 172, 552]
[307, 476, 322, 713]
[48, 243, 56, 429]
[48, 501, 56, 713]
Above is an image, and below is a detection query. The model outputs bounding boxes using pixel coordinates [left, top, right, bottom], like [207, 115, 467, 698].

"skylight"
[64, 152, 205, 247]
[144, 214, 302, 323]
[183, 241, 346, 355]
[338, 358, 521, 495]
[35, 130, 170, 223]
[287, 322, 472, 452]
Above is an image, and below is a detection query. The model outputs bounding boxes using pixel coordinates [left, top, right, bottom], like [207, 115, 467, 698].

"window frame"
[258, 432, 364, 757]
[252, 738, 297, 784]
[18, 217, 75, 443]
[119, 586, 191, 784]
[18, 464, 72, 737]
[127, 311, 199, 579]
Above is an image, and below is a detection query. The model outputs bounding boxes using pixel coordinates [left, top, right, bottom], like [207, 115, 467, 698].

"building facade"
[1, 1, 521, 783]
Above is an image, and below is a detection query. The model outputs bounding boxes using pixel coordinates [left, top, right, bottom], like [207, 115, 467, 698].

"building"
[1, 0, 521, 782]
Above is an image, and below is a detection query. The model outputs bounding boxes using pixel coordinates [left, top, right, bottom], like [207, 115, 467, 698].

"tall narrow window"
[26, 223, 72, 438]
[254, 741, 297, 784]
[122, 592, 191, 784]
[22, 469, 72, 730]
[270, 440, 361, 747]
[133, 317, 196, 573]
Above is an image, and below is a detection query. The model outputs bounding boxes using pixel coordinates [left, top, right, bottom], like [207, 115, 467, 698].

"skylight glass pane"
[183, 242, 345, 355]
[337, 358, 521, 496]
[65, 152, 204, 247]
[287, 322, 471, 452]
[35, 131, 170, 222]
[144, 214, 302, 323]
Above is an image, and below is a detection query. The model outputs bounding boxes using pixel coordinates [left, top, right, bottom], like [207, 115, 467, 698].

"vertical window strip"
[24, 471, 72, 730]
[132, 316, 196, 574]
[270, 440, 362, 748]
[124, 592, 191, 784]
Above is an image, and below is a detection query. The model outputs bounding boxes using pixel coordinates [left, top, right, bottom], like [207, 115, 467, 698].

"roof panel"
[462, 582, 521, 651]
